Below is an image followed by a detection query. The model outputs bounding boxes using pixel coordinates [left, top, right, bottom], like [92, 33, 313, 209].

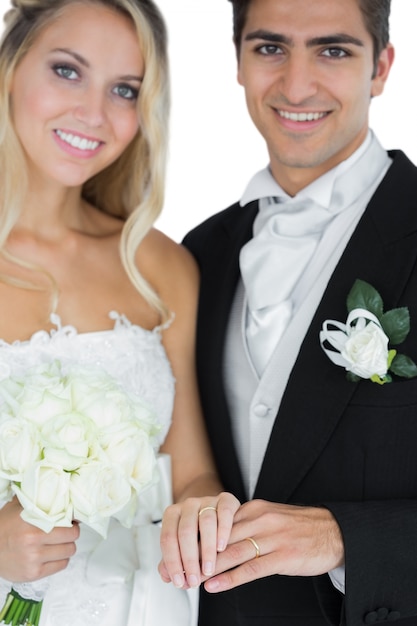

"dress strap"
[108, 311, 175, 334]
[154, 312, 175, 334]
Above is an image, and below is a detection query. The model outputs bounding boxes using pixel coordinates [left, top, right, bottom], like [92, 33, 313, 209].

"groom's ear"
[371, 43, 394, 98]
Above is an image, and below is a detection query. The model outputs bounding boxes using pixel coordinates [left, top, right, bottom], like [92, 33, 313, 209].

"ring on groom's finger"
[245, 536, 260, 559]
[198, 506, 217, 517]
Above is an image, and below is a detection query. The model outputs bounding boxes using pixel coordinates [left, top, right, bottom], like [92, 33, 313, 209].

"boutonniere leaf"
[347, 279, 384, 318]
[380, 308, 410, 345]
[320, 279, 417, 384]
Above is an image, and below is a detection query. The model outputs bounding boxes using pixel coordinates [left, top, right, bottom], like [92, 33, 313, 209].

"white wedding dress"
[0, 312, 198, 626]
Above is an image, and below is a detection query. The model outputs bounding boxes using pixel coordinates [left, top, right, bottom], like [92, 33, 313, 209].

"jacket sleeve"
[323, 500, 417, 625]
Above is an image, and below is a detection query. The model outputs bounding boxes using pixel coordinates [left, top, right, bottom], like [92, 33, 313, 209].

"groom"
[183, 0, 417, 624]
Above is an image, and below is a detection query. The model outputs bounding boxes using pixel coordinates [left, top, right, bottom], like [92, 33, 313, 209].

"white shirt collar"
[240, 130, 373, 209]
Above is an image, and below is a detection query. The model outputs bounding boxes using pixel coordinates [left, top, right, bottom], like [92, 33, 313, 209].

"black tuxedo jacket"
[183, 151, 417, 626]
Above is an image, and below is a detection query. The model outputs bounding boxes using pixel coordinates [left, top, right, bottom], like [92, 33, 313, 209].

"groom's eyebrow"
[243, 30, 364, 48]
[244, 30, 291, 45]
[307, 34, 364, 47]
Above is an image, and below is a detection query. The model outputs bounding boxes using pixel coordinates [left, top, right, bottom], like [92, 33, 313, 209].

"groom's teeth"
[56, 130, 100, 151]
[278, 111, 327, 122]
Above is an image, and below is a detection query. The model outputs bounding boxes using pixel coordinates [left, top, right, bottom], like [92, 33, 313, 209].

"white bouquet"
[0, 359, 159, 626]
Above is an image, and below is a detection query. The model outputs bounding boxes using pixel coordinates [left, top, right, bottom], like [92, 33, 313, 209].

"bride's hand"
[0, 497, 80, 582]
[159, 492, 240, 589]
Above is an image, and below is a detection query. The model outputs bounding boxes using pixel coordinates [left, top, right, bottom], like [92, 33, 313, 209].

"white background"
[0, 0, 415, 241]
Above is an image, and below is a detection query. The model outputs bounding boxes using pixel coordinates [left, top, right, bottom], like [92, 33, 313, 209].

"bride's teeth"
[278, 111, 326, 122]
[56, 130, 100, 151]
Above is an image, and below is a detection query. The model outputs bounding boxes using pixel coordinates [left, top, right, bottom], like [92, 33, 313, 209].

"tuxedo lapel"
[255, 151, 417, 502]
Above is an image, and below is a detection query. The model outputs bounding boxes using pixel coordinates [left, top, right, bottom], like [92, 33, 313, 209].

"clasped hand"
[159, 493, 344, 592]
[0, 498, 79, 583]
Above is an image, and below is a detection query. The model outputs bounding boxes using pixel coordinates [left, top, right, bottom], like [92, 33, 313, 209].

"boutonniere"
[320, 279, 417, 384]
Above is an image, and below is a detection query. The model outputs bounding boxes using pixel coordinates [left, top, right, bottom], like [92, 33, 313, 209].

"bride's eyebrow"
[50, 47, 89, 67]
[48, 47, 143, 82]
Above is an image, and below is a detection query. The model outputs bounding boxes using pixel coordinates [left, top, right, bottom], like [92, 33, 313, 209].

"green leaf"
[390, 353, 417, 379]
[380, 308, 410, 345]
[347, 279, 384, 318]
[387, 349, 397, 369]
[346, 371, 361, 383]
[370, 373, 391, 385]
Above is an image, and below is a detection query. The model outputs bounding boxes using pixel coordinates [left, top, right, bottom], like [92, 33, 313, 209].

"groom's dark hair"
[227, 0, 391, 72]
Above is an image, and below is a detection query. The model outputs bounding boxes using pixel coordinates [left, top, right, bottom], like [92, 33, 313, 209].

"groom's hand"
[203, 500, 344, 593]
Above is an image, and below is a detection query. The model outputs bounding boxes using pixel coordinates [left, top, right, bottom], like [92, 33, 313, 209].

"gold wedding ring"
[198, 506, 217, 517]
[245, 536, 260, 559]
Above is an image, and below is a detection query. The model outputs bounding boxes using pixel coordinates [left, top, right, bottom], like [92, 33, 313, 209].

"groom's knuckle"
[228, 542, 243, 560]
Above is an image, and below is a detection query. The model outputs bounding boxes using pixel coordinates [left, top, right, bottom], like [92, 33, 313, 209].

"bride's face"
[10, 2, 144, 189]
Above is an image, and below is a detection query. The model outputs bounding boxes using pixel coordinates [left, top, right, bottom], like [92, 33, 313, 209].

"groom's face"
[236, 0, 393, 194]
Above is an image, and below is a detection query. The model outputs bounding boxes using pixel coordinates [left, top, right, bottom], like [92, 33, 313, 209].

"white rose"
[19, 388, 72, 427]
[131, 433, 157, 490]
[0, 475, 12, 502]
[67, 365, 155, 426]
[0, 361, 11, 381]
[100, 423, 157, 490]
[41, 411, 97, 471]
[10, 362, 71, 426]
[320, 308, 390, 380]
[76, 389, 128, 428]
[342, 319, 389, 378]
[0, 377, 22, 413]
[0, 417, 42, 480]
[13, 461, 73, 532]
[0, 361, 65, 411]
[130, 399, 159, 436]
[70, 461, 133, 537]
[68, 370, 129, 428]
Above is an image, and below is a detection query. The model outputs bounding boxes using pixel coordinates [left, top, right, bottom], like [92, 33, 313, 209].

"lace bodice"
[0, 311, 175, 448]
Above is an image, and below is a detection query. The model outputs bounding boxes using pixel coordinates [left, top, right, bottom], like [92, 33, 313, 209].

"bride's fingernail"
[217, 539, 226, 551]
[203, 561, 213, 575]
[173, 574, 184, 588]
[188, 574, 199, 587]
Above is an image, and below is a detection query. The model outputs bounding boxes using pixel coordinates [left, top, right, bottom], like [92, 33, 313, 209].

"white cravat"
[239, 132, 379, 377]
[240, 197, 338, 375]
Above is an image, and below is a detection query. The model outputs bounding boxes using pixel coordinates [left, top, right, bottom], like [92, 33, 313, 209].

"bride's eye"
[52, 64, 79, 81]
[113, 83, 139, 101]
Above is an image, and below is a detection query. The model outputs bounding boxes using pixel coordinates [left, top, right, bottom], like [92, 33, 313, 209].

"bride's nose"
[73, 88, 107, 128]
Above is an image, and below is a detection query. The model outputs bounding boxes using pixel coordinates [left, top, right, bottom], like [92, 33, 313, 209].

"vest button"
[253, 403, 270, 417]
[377, 608, 389, 620]
[387, 611, 401, 621]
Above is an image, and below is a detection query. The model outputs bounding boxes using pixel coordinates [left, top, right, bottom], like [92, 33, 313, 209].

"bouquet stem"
[0, 589, 43, 626]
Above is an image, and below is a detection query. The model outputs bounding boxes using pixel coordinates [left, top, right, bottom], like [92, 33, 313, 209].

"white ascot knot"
[240, 197, 335, 375]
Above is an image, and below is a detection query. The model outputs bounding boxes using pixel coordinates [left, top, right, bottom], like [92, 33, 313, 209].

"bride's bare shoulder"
[137, 228, 199, 307]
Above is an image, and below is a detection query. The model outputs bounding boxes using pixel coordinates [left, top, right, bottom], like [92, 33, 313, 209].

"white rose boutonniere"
[320, 279, 417, 384]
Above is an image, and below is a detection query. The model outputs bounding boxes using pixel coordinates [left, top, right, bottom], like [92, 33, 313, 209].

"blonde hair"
[0, 0, 170, 319]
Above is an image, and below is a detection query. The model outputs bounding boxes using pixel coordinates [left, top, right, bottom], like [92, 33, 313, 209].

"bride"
[0, 1, 238, 624]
